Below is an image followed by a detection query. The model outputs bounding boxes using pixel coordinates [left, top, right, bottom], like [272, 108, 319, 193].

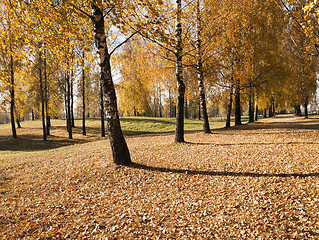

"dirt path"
[1, 115, 319, 239]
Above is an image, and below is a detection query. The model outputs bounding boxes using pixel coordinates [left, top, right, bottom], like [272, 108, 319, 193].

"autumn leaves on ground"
[1, 115, 319, 239]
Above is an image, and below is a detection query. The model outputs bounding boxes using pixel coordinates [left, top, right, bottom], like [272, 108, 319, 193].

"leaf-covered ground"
[1, 115, 319, 239]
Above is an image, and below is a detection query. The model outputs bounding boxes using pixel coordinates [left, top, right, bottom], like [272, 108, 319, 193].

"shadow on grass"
[0, 134, 91, 152]
[128, 162, 319, 178]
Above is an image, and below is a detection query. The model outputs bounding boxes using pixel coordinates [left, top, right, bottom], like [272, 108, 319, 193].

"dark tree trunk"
[255, 101, 258, 121]
[10, 55, 17, 138]
[295, 105, 301, 116]
[226, 86, 233, 128]
[66, 73, 72, 139]
[269, 103, 273, 117]
[16, 114, 21, 128]
[71, 72, 75, 128]
[175, 0, 185, 142]
[133, 106, 137, 116]
[44, 49, 50, 136]
[196, 0, 210, 133]
[31, 109, 35, 121]
[82, 51, 86, 136]
[92, 4, 131, 165]
[248, 92, 254, 123]
[263, 109, 267, 118]
[39, 50, 47, 141]
[234, 81, 241, 126]
[159, 89, 162, 118]
[100, 81, 106, 137]
[272, 98, 275, 116]
[304, 103, 308, 118]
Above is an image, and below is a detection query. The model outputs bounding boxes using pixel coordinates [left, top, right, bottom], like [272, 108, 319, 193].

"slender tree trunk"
[159, 89, 162, 118]
[100, 81, 106, 137]
[71, 72, 75, 128]
[272, 98, 275, 117]
[82, 51, 86, 136]
[175, 0, 185, 142]
[133, 106, 137, 116]
[234, 80, 241, 126]
[248, 89, 254, 123]
[184, 98, 188, 119]
[31, 109, 35, 121]
[263, 109, 267, 118]
[16, 115, 21, 128]
[255, 100, 258, 121]
[39, 49, 47, 141]
[304, 103, 308, 118]
[169, 88, 173, 118]
[153, 96, 157, 117]
[44, 49, 50, 136]
[196, 0, 210, 133]
[10, 55, 17, 138]
[66, 72, 72, 139]
[92, 3, 131, 165]
[226, 86, 233, 128]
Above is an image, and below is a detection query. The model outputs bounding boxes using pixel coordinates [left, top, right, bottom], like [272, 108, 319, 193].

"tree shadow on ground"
[0, 134, 92, 152]
[128, 162, 319, 178]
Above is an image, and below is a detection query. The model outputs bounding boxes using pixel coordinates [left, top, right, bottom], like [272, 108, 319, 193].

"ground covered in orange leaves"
[1, 115, 319, 239]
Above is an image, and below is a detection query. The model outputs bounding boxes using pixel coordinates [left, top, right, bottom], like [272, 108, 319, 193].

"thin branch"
[109, 30, 139, 56]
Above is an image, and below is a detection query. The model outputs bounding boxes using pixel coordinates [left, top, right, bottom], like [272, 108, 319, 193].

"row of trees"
[0, 0, 318, 165]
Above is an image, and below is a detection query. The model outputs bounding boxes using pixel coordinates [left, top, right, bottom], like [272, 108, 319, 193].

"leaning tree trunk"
[196, 0, 210, 133]
[92, 3, 131, 165]
[234, 80, 241, 126]
[226, 86, 233, 128]
[82, 51, 86, 136]
[10, 55, 17, 138]
[175, 0, 186, 142]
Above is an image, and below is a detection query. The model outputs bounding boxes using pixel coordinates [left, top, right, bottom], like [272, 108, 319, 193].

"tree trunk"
[31, 109, 35, 121]
[169, 88, 173, 118]
[44, 49, 50, 136]
[66, 72, 72, 139]
[92, 3, 131, 165]
[304, 103, 308, 118]
[16, 115, 21, 128]
[159, 89, 162, 118]
[196, 0, 210, 133]
[39, 50, 47, 141]
[234, 81, 241, 126]
[255, 101, 258, 121]
[269, 103, 273, 117]
[133, 106, 137, 116]
[226, 86, 233, 128]
[71, 72, 75, 128]
[272, 98, 275, 117]
[100, 81, 106, 137]
[263, 109, 267, 118]
[248, 92, 254, 123]
[184, 98, 188, 119]
[175, 0, 185, 142]
[10, 55, 17, 138]
[82, 51, 86, 136]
